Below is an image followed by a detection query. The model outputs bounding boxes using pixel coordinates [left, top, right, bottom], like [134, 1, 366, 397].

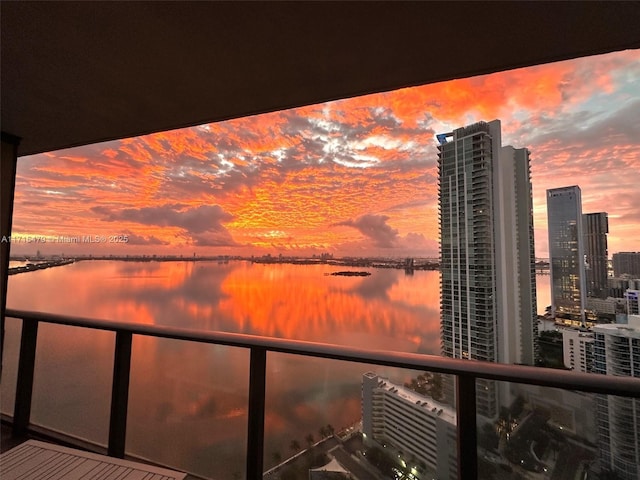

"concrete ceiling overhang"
[2, 1, 640, 158]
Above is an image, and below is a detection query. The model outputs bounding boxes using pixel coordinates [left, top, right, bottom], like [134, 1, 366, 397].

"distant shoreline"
[9, 255, 551, 272]
[10, 255, 443, 271]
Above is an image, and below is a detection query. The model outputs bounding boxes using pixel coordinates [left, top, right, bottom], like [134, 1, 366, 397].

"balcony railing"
[4, 307, 640, 479]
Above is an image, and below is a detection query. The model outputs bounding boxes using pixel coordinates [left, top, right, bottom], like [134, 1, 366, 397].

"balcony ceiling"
[2, 2, 640, 158]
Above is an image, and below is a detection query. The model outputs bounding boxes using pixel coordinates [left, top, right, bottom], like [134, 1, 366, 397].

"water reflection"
[4, 261, 552, 478]
[9, 261, 443, 350]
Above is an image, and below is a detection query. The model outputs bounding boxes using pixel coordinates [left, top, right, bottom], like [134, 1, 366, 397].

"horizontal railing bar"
[7, 308, 640, 398]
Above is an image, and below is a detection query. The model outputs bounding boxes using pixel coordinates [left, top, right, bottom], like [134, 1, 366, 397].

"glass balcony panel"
[127, 337, 249, 480]
[31, 323, 114, 446]
[0, 317, 21, 416]
[263, 355, 379, 476]
[480, 381, 616, 480]
[264, 357, 459, 480]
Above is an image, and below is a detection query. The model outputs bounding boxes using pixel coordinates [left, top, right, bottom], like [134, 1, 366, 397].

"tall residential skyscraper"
[593, 316, 640, 480]
[547, 186, 586, 325]
[437, 120, 538, 419]
[583, 212, 609, 299]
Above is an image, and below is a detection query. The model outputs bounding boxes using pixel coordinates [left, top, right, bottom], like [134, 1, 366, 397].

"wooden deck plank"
[0, 440, 187, 480]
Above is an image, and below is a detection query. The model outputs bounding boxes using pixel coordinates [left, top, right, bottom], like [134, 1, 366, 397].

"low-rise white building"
[562, 329, 594, 372]
[585, 297, 618, 315]
[362, 372, 457, 480]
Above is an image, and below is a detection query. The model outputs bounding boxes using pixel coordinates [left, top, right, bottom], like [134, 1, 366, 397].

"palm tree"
[305, 433, 315, 447]
[272, 451, 282, 463]
[289, 439, 301, 452]
[430, 373, 443, 401]
[319, 425, 328, 438]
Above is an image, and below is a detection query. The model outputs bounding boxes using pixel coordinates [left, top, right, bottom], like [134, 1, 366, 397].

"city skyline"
[8, 49, 640, 258]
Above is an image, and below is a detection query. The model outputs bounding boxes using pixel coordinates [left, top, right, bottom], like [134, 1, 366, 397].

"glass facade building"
[547, 186, 586, 325]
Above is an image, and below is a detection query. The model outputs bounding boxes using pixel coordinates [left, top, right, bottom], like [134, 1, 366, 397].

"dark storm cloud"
[334, 214, 399, 248]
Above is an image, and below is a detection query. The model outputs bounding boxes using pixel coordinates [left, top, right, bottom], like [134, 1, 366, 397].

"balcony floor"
[0, 422, 200, 479]
[1, 423, 25, 453]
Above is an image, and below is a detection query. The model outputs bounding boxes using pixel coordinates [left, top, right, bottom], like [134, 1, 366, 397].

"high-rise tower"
[583, 212, 609, 299]
[547, 186, 586, 325]
[437, 120, 538, 419]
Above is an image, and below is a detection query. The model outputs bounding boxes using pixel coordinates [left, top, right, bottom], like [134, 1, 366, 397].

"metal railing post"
[456, 374, 478, 480]
[246, 346, 266, 479]
[108, 331, 132, 458]
[13, 318, 38, 438]
[1, 132, 20, 382]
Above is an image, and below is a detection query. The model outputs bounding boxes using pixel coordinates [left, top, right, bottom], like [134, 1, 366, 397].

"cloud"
[123, 231, 169, 246]
[91, 204, 238, 246]
[334, 214, 399, 248]
[190, 231, 238, 247]
[528, 98, 640, 153]
[399, 232, 438, 255]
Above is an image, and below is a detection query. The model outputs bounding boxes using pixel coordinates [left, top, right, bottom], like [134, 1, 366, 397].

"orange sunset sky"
[10, 49, 640, 259]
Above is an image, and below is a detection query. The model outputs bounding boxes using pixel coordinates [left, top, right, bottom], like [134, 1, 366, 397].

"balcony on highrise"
[2, 3, 640, 480]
